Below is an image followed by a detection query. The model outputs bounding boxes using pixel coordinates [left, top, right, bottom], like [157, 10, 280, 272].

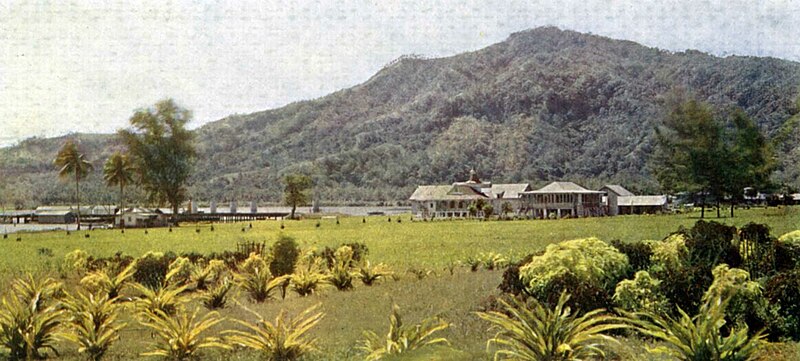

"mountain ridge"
[2, 27, 799, 208]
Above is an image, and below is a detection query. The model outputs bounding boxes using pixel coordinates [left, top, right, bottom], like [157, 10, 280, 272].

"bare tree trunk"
[716, 199, 721, 218]
[76, 173, 81, 230]
[290, 204, 296, 219]
[120, 183, 125, 229]
[730, 201, 735, 218]
[700, 191, 705, 219]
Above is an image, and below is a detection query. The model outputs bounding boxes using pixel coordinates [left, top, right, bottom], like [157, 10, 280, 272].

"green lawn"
[3, 206, 799, 276]
[1, 207, 799, 360]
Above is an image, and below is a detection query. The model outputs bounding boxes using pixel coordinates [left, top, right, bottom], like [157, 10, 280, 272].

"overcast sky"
[2, 0, 799, 147]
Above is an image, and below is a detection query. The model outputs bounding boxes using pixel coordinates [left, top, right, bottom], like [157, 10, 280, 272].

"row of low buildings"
[408, 170, 668, 219]
[32, 206, 168, 228]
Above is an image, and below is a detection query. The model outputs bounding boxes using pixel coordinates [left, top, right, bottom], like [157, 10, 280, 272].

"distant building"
[35, 206, 77, 224]
[408, 170, 530, 218]
[601, 185, 668, 215]
[115, 208, 168, 228]
[521, 182, 606, 218]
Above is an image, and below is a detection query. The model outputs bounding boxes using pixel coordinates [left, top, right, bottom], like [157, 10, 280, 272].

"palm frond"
[224, 304, 323, 361]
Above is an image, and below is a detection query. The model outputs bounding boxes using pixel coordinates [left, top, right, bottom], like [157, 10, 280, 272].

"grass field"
[1, 207, 799, 360]
[2, 206, 799, 276]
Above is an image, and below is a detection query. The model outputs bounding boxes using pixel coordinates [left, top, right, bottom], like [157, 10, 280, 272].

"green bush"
[133, 252, 173, 290]
[764, 270, 800, 340]
[613, 271, 669, 315]
[702, 264, 779, 338]
[649, 234, 689, 276]
[65, 249, 91, 275]
[519, 237, 629, 297]
[611, 240, 652, 276]
[518, 238, 628, 311]
[165, 257, 194, 286]
[686, 221, 742, 269]
[270, 234, 300, 276]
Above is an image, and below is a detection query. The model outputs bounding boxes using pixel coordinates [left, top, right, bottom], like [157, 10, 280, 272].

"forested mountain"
[2, 27, 800, 208]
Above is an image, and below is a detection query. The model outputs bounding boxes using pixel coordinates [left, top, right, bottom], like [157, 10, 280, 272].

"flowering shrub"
[613, 271, 669, 315]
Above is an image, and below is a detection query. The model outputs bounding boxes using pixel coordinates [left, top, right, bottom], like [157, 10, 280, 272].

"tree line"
[54, 99, 313, 228]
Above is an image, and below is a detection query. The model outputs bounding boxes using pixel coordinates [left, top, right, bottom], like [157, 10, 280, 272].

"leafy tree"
[102, 151, 135, 216]
[119, 99, 195, 220]
[54, 139, 94, 230]
[652, 98, 727, 218]
[283, 174, 312, 219]
[723, 109, 773, 217]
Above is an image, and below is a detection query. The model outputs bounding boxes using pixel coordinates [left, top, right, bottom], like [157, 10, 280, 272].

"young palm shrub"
[62, 292, 126, 361]
[80, 263, 136, 300]
[140, 308, 229, 360]
[191, 259, 227, 291]
[329, 246, 358, 291]
[358, 261, 392, 286]
[358, 304, 450, 361]
[289, 253, 329, 297]
[224, 304, 323, 361]
[235, 267, 283, 303]
[624, 296, 766, 361]
[0, 275, 65, 360]
[476, 292, 626, 361]
[164, 257, 194, 287]
[132, 283, 187, 317]
[201, 279, 233, 310]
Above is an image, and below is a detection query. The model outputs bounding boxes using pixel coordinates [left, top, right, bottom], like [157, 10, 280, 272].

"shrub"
[611, 240, 653, 276]
[764, 270, 800, 340]
[776, 231, 800, 271]
[737, 223, 776, 278]
[191, 259, 227, 291]
[358, 261, 392, 286]
[498, 254, 535, 296]
[270, 234, 300, 276]
[235, 268, 282, 303]
[80, 263, 136, 300]
[537, 271, 614, 312]
[201, 279, 233, 310]
[165, 257, 194, 286]
[132, 283, 187, 317]
[225, 305, 323, 361]
[702, 264, 779, 338]
[613, 271, 669, 315]
[649, 234, 689, 275]
[477, 292, 625, 361]
[624, 295, 765, 361]
[329, 246, 358, 291]
[479, 252, 508, 270]
[140, 308, 229, 360]
[518, 237, 629, 299]
[686, 221, 742, 269]
[777, 230, 800, 243]
[358, 304, 449, 361]
[62, 292, 126, 361]
[65, 249, 92, 275]
[0, 275, 65, 360]
[239, 252, 270, 275]
[289, 253, 329, 297]
[133, 252, 172, 290]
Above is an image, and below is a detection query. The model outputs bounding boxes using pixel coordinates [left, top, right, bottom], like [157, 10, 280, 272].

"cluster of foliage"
[358, 304, 450, 361]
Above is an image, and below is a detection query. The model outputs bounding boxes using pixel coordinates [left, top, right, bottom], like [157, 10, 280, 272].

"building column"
[557, 209, 562, 218]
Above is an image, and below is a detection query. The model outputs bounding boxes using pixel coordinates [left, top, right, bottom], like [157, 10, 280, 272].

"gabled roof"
[409, 184, 488, 201]
[617, 195, 668, 207]
[36, 210, 76, 216]
[491, 184, 531, 199]
[119, 207, 163, 217]
[527, 182, 603, 194]
[600, 185, 634, 197]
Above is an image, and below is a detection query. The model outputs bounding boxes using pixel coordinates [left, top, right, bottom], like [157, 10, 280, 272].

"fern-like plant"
[140, 308, 229, 360]
[202, 279, 233, 310]
[358, 261, 392, 286]
[329, 246, 358, 291]
[476, 292, 626, 361]
[224, 305, 323, 361]
[132, 283, 187, 317]
[358, 304, 450, 361]
[80, 263, 136, 300]
[235, 267, 283, 303]
[0, 275, 65, 360]
[624, 296, 766, 361]
[191, 260, 227, 291]
[61, 292, 126, 361]
[289, 255, 329, 297]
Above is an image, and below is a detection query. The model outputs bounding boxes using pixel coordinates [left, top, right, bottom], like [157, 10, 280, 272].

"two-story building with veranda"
[520, 181, 607, 218]
[408, 170, 530, 219]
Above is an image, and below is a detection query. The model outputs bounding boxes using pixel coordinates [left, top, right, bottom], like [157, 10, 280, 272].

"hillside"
[2, 27, 800, 208]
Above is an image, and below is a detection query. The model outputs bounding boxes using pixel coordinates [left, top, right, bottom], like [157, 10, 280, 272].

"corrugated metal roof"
[526, 182, 603, 194]
[409, 184, 489, 201]
[617, 195, 668, 207]
[601, 185, 634, 197]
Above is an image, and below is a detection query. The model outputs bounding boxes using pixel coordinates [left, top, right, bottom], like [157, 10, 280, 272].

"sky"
[2, 0, 800, 147]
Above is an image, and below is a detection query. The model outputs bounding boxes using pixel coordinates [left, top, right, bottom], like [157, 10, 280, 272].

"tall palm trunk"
[76, 172, 81, 230]
[119, 183, 125, 229]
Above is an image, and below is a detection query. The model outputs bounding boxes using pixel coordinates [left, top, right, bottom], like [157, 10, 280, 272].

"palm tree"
[103, 151, 135, 219]
[54, 139, 93, 230]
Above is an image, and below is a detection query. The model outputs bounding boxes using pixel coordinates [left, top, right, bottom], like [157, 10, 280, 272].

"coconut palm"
[54, 139, 93, 230]
[103, 151, 135, 219]
[476, 292, 626, 361]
